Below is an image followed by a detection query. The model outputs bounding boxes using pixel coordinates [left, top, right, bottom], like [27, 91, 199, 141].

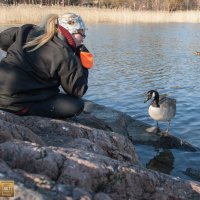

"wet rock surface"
[74, 100, 199, 152]
[0, 100, 199, 199]
[184, 168, 200, 182]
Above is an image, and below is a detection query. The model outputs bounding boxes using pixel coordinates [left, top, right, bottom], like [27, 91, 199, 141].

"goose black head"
[144, 90, 159, 106]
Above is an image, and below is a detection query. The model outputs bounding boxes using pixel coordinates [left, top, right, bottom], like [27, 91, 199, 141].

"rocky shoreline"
[0, 99, 199, 199]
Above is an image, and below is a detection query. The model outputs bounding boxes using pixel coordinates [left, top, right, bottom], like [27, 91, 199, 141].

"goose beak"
[144, 96, 151, 103]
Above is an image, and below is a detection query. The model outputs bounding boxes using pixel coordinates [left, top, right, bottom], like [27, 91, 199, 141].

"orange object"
[80, 52, 94, 69]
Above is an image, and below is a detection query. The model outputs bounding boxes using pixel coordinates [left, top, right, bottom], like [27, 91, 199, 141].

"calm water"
[1, 24, 200, 181]
[84, 23, 200, 180]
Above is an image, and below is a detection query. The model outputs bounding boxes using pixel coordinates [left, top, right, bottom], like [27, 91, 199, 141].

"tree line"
[1, 0, 200, 11]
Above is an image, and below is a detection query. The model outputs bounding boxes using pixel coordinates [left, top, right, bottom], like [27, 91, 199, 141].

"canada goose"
[144, 90, 176, 133]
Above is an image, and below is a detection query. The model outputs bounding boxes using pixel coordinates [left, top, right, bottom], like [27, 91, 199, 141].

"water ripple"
[84, 23, 200, 180]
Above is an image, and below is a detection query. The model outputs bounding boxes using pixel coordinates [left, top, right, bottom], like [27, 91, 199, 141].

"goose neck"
[151, 96, 160, 107]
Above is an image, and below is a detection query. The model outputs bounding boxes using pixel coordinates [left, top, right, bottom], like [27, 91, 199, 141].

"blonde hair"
[23, 14, 58, 52]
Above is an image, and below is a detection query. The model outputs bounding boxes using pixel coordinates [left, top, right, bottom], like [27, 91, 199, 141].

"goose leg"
[155, 121, 161, 133]
[166, 121, 171, 133]
[156, 121, 159, 129]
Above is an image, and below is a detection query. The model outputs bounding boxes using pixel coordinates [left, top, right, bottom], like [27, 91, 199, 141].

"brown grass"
[1, 5, 200, 25]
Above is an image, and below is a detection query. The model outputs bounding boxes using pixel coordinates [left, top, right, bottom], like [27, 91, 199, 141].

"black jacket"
[0, 24, 88, 110]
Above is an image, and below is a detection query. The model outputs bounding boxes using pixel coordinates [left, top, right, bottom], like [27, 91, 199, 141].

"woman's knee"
[27, 94, 85, 118]
[55, 95, 85, 117]
[72, 98, 84, 116]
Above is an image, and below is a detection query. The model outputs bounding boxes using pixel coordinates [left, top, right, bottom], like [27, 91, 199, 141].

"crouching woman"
[0, 13, 93, 118]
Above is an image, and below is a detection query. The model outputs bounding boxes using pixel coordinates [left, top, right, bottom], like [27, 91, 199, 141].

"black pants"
[26, 93, 84, 118]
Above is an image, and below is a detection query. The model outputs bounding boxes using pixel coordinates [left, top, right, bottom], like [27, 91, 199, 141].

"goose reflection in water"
[146, 149, 174, 175]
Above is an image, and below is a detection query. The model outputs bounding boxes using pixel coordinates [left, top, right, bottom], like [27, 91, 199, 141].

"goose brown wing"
[160, 97, 176, 116]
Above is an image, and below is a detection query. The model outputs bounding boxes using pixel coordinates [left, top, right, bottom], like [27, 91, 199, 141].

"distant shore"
[1, 5, 200, 24]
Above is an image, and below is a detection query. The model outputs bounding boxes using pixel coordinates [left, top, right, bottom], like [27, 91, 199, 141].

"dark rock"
[184, 168, 200, 182]
[72, 100, 199, 152]
[0, 100, 199, 199]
